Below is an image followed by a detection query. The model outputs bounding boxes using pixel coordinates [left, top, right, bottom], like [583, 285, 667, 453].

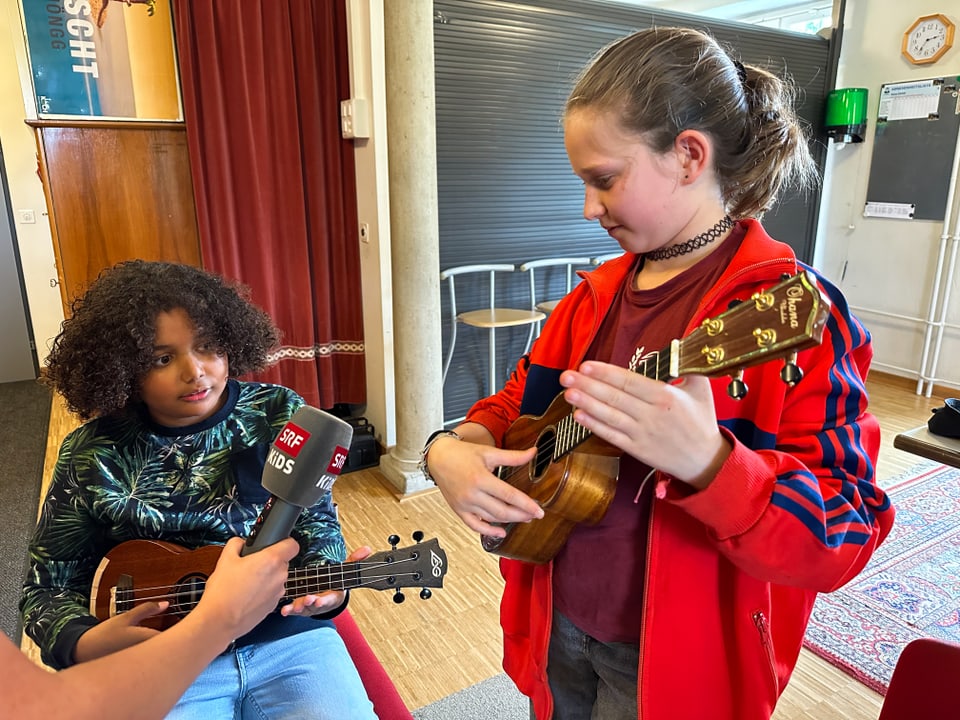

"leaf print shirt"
[20, 380, 348, 669]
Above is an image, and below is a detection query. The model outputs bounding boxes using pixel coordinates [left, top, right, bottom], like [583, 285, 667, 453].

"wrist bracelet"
[418, 429, 462, 484]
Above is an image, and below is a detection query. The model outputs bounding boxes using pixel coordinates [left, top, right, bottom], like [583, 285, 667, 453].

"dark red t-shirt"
[552, 223, 745, 642]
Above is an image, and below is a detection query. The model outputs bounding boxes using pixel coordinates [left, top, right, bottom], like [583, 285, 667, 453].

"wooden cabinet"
[30, 120, 201, 312]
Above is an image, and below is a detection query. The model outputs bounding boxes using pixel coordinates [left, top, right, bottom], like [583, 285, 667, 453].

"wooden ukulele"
[90, 532, 447, 630]
[480, 271, 831, 564]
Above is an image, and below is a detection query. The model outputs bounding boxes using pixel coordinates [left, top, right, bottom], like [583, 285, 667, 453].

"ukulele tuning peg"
[727, 370, 748, 400]
[388, 534, 400, 549]
[393, 589, 406, 604]
[780, 353, 803, 386]
[412, 530, 424, 543]
[420, 588, 433, 600]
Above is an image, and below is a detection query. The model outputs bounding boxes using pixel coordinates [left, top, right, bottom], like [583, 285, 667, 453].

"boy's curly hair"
[45, 260, 280, 420]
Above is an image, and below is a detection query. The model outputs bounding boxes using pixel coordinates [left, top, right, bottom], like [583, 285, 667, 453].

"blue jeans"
[536, 610, 639, 720]
[165, 625, 377, 720]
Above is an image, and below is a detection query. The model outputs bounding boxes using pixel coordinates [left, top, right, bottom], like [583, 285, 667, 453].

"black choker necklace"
[644, 216, 734, 262]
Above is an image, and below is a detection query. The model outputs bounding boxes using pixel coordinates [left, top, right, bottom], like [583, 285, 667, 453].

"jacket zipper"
[544, 561, 555, 720]
[635, 494, 658, 720]
[752, 610, 779, 693]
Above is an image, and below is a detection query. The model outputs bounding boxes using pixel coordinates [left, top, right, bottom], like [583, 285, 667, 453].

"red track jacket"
[466, 220, 891, 720]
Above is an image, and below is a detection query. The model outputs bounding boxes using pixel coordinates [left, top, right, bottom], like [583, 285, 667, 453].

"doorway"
[0, 142, 39, 383]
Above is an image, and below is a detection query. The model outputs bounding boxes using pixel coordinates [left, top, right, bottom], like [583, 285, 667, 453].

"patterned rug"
[803, 462, 960, 694]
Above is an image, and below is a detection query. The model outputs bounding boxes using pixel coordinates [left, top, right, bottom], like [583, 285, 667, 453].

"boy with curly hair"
[20, 260, 378, 719]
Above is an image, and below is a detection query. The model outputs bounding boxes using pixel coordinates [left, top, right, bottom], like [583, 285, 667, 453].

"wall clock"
[902, 13, 955, 65]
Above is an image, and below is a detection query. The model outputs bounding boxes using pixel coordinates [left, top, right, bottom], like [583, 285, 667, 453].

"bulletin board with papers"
[864, 77, 960, 221]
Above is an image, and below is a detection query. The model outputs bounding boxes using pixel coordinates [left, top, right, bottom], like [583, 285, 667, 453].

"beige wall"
[345, 0, 395, 447]
[816, 0, 960, 392]
[0, 0, 63, 363]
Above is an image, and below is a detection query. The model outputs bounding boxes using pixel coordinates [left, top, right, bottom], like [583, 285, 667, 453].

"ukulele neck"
[536, 340, 680, 465]
[282, 562, 363, 601]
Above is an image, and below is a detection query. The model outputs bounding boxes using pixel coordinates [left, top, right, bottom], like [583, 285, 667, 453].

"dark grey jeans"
[532, 609, 640, 719]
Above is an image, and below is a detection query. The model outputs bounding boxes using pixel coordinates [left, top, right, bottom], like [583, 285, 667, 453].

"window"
[622, 1, 834, 35]
[743, 3, 833, 34]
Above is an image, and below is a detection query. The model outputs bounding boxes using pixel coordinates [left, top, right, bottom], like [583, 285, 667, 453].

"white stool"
[440, 264, 545, 409]
[519, 256, 592, 352]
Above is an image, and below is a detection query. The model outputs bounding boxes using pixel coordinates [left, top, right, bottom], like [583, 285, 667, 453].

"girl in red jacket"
[421, 26, 892, 720]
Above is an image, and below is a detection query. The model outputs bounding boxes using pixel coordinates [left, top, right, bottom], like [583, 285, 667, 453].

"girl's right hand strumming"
[426, 426, 543, 537]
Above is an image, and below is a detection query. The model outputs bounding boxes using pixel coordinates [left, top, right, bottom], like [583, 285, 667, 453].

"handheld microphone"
[242, 406, 353, 556]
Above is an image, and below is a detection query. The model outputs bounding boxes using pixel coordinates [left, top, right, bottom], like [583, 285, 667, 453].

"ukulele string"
[118, 557, 409, 596]
[286, 556, 425, 595]
[122, 567, 432, 620]
[498, 352, 671, 484]
[288, 571, 425, 594]
[125, 570, 430, 614]
[119, 557, 427, 606]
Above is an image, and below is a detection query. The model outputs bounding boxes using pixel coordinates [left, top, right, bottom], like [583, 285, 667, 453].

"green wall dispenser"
[824, 88, 868, 144]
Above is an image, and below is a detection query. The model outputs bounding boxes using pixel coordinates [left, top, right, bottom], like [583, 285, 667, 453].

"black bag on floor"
[928, 398, 960, 438]
[343, 417, 379, 472]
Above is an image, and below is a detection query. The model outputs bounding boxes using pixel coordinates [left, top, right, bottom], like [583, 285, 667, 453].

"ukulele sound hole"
[173, 574, 208, 614]
[532, 429, 556, 479]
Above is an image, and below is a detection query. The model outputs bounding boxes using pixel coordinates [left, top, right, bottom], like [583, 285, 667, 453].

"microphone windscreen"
[261, 406, 354, 508]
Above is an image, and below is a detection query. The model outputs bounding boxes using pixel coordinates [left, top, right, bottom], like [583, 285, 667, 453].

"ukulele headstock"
[674, 271, 830, 394]
[362, 532, 448, 603]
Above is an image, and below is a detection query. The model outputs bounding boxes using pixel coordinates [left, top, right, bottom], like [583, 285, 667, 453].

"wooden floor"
[32, 372, 947, 717]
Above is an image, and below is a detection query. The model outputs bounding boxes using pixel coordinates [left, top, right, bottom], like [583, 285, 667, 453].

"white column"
[378, 0, 442, 494]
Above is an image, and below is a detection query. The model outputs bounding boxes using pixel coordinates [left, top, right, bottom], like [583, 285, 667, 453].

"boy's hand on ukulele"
[280, 545, 373, 617]
[73, 600, 169, 663]
[427, 431, 544, 537]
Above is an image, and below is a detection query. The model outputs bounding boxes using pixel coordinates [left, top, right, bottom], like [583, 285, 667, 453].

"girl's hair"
[564, 26, 817, 219]
[45, 260, 280, 420]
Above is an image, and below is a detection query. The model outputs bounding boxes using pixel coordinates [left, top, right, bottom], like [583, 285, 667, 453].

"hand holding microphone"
[242, 407, 353, 556]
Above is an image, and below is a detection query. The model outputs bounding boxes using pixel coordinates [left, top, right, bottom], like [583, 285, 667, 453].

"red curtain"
[172, 0, 365, 409]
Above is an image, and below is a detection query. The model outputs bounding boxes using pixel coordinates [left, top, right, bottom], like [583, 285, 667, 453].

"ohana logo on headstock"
[782, 283, 806, 329]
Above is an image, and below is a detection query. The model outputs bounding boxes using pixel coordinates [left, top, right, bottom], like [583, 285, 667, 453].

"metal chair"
[877, 638, 960, 720]
[520, 256, 593, 315]
[591, 251, 623, 266]
[440, 264, 545, 403]
[519, 256, 592, 351]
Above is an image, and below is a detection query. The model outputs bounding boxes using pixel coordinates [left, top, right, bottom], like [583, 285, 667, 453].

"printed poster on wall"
[21, 0, 181, 120]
